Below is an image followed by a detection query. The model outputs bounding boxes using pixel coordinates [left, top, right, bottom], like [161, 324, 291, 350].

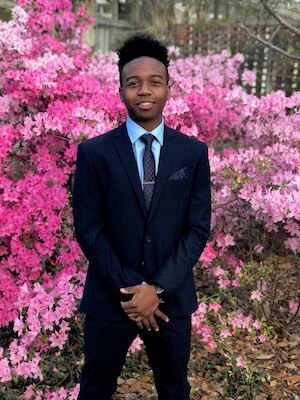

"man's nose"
[138, 82, 151, 95]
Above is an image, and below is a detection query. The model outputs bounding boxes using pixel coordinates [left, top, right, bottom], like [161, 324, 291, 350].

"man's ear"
[167, 84, 171, 100]
[119, 87, 124, 102]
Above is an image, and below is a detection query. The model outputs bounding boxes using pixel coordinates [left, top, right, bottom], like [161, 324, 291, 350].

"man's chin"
[131, 114, 155, 123]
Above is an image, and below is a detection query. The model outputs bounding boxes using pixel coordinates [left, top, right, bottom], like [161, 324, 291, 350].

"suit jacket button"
[141, 261, 144, 266]
[145, 236, 152, 243]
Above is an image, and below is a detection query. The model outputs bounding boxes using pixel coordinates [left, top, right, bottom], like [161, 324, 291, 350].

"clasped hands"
[120, 284, 169, 332]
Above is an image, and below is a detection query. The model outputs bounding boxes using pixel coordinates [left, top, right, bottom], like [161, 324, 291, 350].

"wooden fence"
[167, 23, 299, 97]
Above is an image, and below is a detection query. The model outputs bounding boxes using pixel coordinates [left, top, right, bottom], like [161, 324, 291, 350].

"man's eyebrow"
[125, 74, 164, 81]
[125, 76, 138, 81]
[150, 74, 164, 79]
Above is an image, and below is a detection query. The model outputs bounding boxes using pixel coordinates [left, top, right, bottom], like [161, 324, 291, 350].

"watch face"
[154, 285, 164, 295]
[154, 285, 165, 302]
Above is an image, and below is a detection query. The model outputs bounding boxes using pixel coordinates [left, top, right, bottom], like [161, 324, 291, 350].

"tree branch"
[261, 0, 300, 36]
[240, 24, 300, 61]
[269, 25, 281, 42]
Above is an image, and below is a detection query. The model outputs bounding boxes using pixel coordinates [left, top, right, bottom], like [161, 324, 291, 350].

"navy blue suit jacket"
[72, 123, 211, 320]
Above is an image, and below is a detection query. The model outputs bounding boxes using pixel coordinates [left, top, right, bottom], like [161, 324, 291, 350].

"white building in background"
[0, 0, 14, 21]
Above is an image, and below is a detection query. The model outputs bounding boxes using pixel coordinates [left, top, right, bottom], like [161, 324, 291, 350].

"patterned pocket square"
[168, 167, 188, 180]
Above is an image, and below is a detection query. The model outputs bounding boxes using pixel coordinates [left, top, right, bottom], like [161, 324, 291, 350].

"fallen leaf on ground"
[255, 353, 275, 360]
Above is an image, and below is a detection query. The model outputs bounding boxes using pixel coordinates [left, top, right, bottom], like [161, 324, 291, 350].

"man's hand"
[120, 284, 169, 330]
[120, 284, 159, 318]
[120, 285, 169, 332]
[135, 309, 169, 332]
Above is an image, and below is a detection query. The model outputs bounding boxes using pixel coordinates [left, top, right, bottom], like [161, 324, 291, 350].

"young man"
[73, 34, 211, 400]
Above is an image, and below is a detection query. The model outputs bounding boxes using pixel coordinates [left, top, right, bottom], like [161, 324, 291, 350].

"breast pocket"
[165, 177, 190, 209]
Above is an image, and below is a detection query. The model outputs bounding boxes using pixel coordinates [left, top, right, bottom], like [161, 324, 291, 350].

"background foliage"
[0, 1, 299, 399]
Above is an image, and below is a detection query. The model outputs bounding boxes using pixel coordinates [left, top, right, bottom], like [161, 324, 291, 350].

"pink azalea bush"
[0, 0, 299, 397]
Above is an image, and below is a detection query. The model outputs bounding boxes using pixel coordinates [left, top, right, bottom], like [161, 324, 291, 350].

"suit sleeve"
[153, 143, 211, 296]
[72, 143, 146, 298]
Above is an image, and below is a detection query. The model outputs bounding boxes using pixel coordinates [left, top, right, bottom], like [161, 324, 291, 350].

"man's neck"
[128, 118, 163, 132]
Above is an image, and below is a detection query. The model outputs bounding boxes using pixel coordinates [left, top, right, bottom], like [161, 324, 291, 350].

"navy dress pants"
[78, 315, 191, 400]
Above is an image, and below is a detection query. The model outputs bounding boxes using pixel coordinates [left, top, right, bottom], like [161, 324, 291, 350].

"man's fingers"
[127, 312, 142, 319]
[120, 286, 138, 294]
[141, 319, 151, 331]
[136, 321, 143, 329]
[132, 315, 163, 331]
[120, 300, 136, 311]
[147, 316, 159, 332]
[140, 316, 159, 332]
[154, 309, 169, 322]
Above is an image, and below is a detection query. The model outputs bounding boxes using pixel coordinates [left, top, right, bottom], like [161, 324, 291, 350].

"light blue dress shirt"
[126, 117, 164, 184]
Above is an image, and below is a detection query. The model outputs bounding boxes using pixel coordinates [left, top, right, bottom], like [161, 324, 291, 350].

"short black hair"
[116, 33, 169, 85]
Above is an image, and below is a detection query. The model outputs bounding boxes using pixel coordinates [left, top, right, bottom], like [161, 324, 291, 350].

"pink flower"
[218, 278, 231, 289]
[168, 45, 180, 57]
[242, 70, 256, 86]
[13, 317, 25, 336]
[220, 330, 232, 338]
[212, 265, 225, 277]
[69, 384, 80, 400]
[13, 356, 42, 380]
[9, 340, 28, 364]
[253, 320, 262, 330]
[0, 358, 12, 382]
[216, 234, 235, 248]
[200, 241, 217, 267]
[128, 336, 143, 355]
[197, 302, 208, 315]
[206, 338, 218, 350]
[285, 238, 300, 253]
[24, 384, 35, 399]
[228, 312, 253, 331]
[208, 303, 222, 313]
[236, 355, 248, 369]
[258, 334, 268, 343]
[250, 290, 263, 301]
[254, 244, 264, 254]
[289, 300, 299, 315]
[49, 330, 68, 350]
[231, 279, 240, 287]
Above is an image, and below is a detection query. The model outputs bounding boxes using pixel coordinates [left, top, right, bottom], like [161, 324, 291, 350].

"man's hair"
[116, 33, 169, 85]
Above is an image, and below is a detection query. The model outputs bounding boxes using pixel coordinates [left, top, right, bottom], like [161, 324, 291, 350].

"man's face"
[119, 56, 170, 131]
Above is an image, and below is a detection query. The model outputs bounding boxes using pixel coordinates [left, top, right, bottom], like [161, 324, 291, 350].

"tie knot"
[141, 133, 155, 146]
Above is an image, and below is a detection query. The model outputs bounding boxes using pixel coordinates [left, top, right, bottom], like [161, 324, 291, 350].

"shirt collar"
[126, 117, 164, 146]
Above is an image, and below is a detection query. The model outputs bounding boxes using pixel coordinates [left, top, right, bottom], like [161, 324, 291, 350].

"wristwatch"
[153, 284, 165, 303]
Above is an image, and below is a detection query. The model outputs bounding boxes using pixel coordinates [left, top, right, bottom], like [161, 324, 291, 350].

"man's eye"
[152, 81, 161, 85]
[128, 82, 138, 87]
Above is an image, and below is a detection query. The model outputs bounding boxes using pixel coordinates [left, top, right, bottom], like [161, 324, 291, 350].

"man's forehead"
[121, 56, 167, 80]
[122, 56, 165, 71]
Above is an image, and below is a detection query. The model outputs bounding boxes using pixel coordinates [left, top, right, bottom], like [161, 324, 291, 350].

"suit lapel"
[113, 123, 147, 218]
[147, 125, 176, 223]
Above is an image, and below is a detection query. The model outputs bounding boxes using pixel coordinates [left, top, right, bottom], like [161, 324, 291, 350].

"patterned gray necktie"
[141, 134, 156, 211]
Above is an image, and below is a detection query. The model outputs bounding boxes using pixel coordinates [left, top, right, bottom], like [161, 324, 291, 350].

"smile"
[136, 102, 155, 109]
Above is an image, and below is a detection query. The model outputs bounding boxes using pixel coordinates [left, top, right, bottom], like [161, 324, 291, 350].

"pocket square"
[168, 167, 188, 180]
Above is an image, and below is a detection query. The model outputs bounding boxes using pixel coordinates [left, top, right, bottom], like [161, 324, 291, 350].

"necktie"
[141, 134, 156, 211]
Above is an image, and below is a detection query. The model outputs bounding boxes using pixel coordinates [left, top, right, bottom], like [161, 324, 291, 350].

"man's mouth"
[136, 101, 155, 110]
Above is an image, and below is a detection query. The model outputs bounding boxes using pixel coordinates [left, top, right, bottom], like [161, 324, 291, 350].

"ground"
[114, 257, 300, 400]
